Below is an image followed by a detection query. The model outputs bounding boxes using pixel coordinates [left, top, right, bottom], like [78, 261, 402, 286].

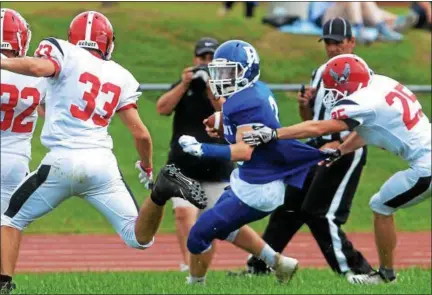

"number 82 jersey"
[35, 38, 141, 150]
[1, 54, 47, 160]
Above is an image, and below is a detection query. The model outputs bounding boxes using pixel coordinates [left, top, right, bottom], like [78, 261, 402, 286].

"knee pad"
[120, 221, 154, 250]
[187, 224, 212, 255]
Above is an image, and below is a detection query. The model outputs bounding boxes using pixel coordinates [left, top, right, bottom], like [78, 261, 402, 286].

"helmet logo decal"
[244, 46, 259, 65]
[330, 63, 351, 84]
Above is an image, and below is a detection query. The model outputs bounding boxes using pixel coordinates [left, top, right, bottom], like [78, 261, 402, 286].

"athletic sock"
[258, 244, 277, 268]
[378, 266, 396, 280]
[150, 191, 166, 206]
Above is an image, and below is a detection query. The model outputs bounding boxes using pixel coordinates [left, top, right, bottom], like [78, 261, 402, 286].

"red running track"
[16, 232, 431, 273]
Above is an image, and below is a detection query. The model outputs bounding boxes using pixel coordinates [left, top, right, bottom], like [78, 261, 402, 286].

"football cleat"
[0, 281, 16, 295]
[347, 270, 397, 285]
[150, 164, 207, 209]
[227, 255, 272, 277]
[274, 253, 299, 284]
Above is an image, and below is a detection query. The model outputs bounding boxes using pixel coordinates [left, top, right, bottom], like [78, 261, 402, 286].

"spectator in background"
[393, 2, 432, 32]
[310, 2, 403, 43]
[218, 1, 258, 18]
[101, 1, 118, 7]
[308, 1, 334, 28]
[156, 37, 234, 272]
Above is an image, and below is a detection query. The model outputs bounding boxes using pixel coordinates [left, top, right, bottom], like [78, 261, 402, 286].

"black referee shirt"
[307, 63, 350, 147]
[167, 80, 234, 182]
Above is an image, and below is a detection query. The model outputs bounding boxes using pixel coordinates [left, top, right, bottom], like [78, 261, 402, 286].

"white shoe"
[347, 271, 397, 285]
[274, 253, 299, 284]
[180, 263, 189, 272]
[185, 275, 206, 285]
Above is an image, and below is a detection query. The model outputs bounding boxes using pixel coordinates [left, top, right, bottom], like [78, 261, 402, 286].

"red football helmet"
[1, 8, 31, 57]
[322, 54, 372, 108]
[68, 11, 115, 60]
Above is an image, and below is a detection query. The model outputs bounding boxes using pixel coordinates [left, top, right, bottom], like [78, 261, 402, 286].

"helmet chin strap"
[16, 32, 23, 57]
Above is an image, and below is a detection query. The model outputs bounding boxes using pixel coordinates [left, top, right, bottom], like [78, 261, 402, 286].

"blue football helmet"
[208, 40, 260, 98]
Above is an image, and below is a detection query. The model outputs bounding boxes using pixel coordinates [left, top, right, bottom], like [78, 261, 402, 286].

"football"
[204, 111, 224, 137]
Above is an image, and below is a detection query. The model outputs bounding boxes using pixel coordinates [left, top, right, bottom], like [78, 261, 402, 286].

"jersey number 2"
[70, 72, 121, 127]
[1, 84, 40, 133]
[268, 96, 279, 122]
[385, 83, 422, 131]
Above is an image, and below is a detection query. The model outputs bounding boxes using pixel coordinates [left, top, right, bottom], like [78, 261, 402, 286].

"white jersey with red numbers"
[331, 74, 431, 169]
[1, 54, 47, 160]
[34, 38, 141, 150]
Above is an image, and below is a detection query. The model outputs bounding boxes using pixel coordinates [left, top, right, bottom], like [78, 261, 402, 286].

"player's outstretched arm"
[276, 119, 349, 140]
[338, 132, 366, 156]
[179, 126, 255, 162]
[0, 57, 56, 77]
[118, 108, 153, 169]
[243, 120, 350, 146]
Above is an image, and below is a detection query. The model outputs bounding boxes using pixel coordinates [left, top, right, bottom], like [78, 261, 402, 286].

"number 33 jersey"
[35, 38, 141, 150]
[1, 54, 47, 160]
[331, 74, 431, 166]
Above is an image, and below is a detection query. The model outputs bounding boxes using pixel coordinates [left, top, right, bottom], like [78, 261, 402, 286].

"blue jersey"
[222, 81, 326, 187]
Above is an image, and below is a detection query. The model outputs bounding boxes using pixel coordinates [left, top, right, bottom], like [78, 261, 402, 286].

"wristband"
[273, 129, 279, 140]
[140, 162, 153, 173]
[201, 143, 231, 161]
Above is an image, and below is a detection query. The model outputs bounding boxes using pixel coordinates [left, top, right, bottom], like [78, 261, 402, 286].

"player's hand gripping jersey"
[34, 38, 141, 150]
[331, 74, 431, 168]
[223, 81, 326, 186]
[1, 53, 47, 159]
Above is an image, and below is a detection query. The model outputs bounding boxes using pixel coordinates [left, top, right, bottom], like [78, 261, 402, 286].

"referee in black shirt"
[242, 18, 373, 279]
[156, 37, 234, 272]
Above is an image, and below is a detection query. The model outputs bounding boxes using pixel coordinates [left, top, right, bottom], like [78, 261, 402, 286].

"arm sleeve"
[331, 99, 376, 129]
[116, 71, 142, 112]
[34, 37, 65, 77]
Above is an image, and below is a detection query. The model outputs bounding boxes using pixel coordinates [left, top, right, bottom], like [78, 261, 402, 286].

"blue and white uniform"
[223, 81, 325, 211]
[180, 40, 326, 254]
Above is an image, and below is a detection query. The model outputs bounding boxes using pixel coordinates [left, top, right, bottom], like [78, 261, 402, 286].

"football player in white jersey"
[0, 11, 205, 293]
[242, 54, 431, 285]
[0, 9, 47, 293]
[1, 9, 46, 216]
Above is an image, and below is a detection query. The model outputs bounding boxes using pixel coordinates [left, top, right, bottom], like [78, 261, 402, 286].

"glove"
[242, 124, 278, 147]
[320, 148, 342, 167]
[178, 135, 203, 157]
[135, 161, 153, 189]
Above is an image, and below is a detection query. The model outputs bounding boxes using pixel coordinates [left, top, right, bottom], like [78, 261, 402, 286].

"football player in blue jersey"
[178, 40, 328, 285]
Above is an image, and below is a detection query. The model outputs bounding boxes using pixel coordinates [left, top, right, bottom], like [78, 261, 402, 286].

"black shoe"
[151, 164, 207, 209]
[0, 282, 16, 295]
[227, 256, 272, 277]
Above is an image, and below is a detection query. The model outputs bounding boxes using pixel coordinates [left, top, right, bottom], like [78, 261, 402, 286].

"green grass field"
[5, 2, 432, 234]
[14, 269, 432, 294]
